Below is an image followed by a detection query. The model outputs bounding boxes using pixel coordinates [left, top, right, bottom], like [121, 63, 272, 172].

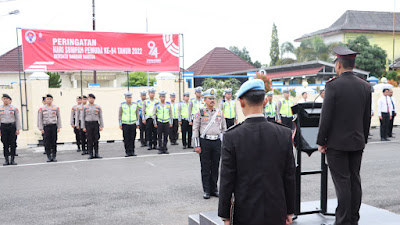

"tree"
[280, 41, 295, 58]
[229, 46, 262, 67]
[269, 23, 280, 66]
[202, 78, 241, 99]
[47, 72, 62, 88]
[294, 36, 337, 62]
[122, 71, 156, 87]
[346, 35, 387, 78]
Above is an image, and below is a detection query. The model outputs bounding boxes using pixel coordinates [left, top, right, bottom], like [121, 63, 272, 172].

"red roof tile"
[0, 46, 22, 72]
[267, 66, 324, 78]
[187, 47, 256, 75]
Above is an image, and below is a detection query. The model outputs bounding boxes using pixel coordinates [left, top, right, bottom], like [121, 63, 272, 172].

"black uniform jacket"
[218, 116, 295, 225]
[317, 71, 372, 151]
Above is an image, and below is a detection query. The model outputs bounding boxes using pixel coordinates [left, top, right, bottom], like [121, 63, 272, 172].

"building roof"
[0, 46, 22, 72]
[221, 60, 370, 78]
[187, 47, 256, 75]
[295, 10, 400, 41]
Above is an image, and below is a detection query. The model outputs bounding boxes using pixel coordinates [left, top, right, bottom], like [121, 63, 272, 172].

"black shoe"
[385, 138, 391, 141]
[141, 144, 145, 147]
[47, 157, 52, 162]
[88, 155, 93, 159]
[52, 157, 57, 162]
[188, 146, 193, 149]
[203, 193, 210, 199]
[164, 151, 170, 154]
[3, 157, 9, 166]
[132, 153, 137, 156]
[94, 154, 102, 159]
[183, 145, 187, 149]
[77, 149, 81, 152]
[125, 153, 130, 157]
[388, 135, 395, 138]
[158, 150, 163, 154]
[43, 151, 47, 154]
[147, 146, 152, 150]
[211, 192, 219, 197]
[10, 156, 17, 165]
[14, 153, 18, 157]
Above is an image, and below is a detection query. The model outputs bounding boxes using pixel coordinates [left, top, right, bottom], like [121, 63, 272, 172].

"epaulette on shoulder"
[326, 76, 338, 83]
[166, 102, 171, 104]
[226, 122, 242, 132]
[155, 102, 160, 106]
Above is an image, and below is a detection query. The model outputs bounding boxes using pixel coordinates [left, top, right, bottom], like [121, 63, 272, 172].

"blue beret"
[236, 79, 265, 99]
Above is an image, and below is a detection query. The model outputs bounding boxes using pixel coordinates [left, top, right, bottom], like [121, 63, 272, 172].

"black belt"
[1, 123, 15, 126]
[86, 121, 98, 124]
[382, 112, 389, 114]
[44, 124, 57, 127]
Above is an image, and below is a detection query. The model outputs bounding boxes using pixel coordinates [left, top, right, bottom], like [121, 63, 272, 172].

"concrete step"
[188, 214, 199, 225]
[199, 211, 224, 225]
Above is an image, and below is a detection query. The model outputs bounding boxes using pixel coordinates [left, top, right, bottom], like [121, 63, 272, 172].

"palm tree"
[295, 36, 338, 62]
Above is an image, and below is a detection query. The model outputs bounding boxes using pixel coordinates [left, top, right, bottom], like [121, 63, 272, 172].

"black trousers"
[145, 118, 157, 146]
[267, 117, 275, 122]
[225, 118, 235, 129]
[1, 123, 16, 158]
[44, 124, 58, 158]
[157, 122, 169, 150]
[169, 119, 179, 143]
[74, 127, 81, 149]
[327, 149, 363, 225]
[139, 117, 146, 145]
[79, 121, 87, 151]
[380, 113, 390, 139]
[181, 120, 192, 147]
[281, 116, 293, 130]
[122, 124, 136, 154]
[199, 138, 221, 194]
[86, 121, 100, 156]
[389, 112, 395, 137]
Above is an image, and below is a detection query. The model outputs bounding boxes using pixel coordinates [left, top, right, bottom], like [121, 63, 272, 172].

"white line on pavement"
[368, 140, 400, 144]
[0, 152, 195, 169]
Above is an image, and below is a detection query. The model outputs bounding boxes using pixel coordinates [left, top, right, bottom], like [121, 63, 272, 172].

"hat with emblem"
[46, 94, 53, 99]
[203, 89, 216, 99]
[170, 92, 176, 97]
[183, 92, 190, 97]
[159, 90, 167, 97]
[140, 91, 147, 96]
[236, 79, 265, 99]
[194, 86, 203, 93]
[124, 91, 132, 97]
[266, 91, 274, 97]
[283, 89, 290, 94]
[225, 88, 232, 94]
[148, 88, 156, 93]
[333, 46, 359, 63]
[88, 93, 96, 99]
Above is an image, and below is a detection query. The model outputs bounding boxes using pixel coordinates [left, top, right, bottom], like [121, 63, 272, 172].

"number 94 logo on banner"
[148, 41, 159, 58]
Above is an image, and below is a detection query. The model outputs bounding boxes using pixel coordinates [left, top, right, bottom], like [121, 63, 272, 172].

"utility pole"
[92, 0, 97, 83]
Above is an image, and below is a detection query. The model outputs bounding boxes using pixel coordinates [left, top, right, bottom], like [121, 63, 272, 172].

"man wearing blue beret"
[218, 79, 296, 225]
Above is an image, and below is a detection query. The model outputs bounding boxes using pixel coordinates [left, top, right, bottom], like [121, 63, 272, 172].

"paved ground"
[0, 127, 399, 225]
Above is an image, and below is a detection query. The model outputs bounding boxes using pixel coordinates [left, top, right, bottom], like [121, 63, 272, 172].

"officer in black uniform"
[1, 94, 22, 166]
[317, 46, 371, 225]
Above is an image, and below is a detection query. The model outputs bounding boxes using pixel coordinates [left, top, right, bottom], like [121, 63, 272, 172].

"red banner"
[21, 29, 180, 71]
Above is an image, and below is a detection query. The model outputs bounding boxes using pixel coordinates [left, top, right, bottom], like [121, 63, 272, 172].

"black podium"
[291, 102, 334, 218]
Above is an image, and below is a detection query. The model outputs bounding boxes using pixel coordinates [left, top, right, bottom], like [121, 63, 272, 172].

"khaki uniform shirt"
[192, 107, 226, 147]
[70, 105, 79, 126]
[81, 104, 104, 129]
[74, 104, 86, 127]
[38, 104, 62, 130]
[0, 104, 22, 130]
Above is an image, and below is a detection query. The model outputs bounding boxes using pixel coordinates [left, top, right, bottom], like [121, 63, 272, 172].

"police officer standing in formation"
[179, 92, 192, 149]
[189, 87, 205, 125]
[169, 92, 179, 145]
[81, 94, 104, 159]
[71, 96, 82, 152]
[192, 89, 226, 199]
[277, 89, 294, 129]
[38, 94, 62, 162]
[153, 91, 173, 154]
[388, 89, 397, 138]
[142, 88, 159, 150]
[377, 88, 393, 141]
[219, 88, 237, 129]
[1, 94, 21, 166]
[263, 91, 278, 122]
[119, 92, 139, 157]
[317, 46, 371, 225]
[218, 79, 295, 225]
[38, 96, 47, 155]
[75, 95, 88, 155]
[137, 91, 147, 147]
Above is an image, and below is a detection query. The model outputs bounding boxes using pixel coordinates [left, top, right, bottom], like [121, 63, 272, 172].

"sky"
[0, 0, 399, 68]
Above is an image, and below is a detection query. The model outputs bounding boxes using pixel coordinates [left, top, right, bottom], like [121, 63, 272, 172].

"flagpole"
[146, 8, 149, 87]
[393, 0, 396, 70]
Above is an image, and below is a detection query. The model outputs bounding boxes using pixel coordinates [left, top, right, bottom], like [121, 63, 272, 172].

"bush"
[122, 71, 156, 87]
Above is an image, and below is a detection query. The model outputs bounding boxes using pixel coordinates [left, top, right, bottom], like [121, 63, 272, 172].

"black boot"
[147, 143, 152, 150]
[52, 152, 57, 162]
[77, 145, 81, 152]
[94, 149, 102, 159]
[88, 154, 93, 159]
[10, 156, 17, 165]
[3, 157, 9, 166]
[47, 156, 52, 162]
[125, 151, 130, 157]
